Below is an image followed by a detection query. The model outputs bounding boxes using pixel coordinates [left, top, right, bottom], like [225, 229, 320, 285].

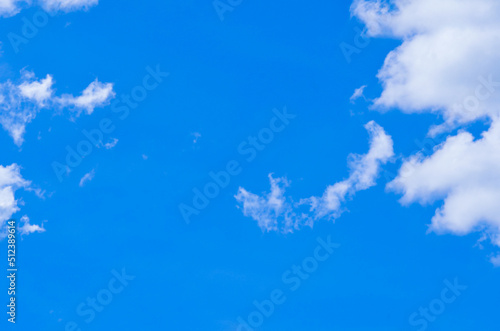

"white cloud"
[0, 0, 97, 17]
[388, 120, 500, 242]
[17, 215, 45, 236]
[0, 164, 41, 237]
[352, 0, 500, 132]
[18, 73, 54, 106]
[0, 164, 29, 222]
[491, 254, 500, 267]
[40, 0, 98, 12]
[303, 121, 394, 221]
[0, 71, 114, 146]
[235, 175, 299, 233]
[350, 85, 367, 103]
[0, 0, 26, 17]
[192, 132, 201, 144]
[104, 138, 118, 149]
[79, 169, 95, 187]
[235, 121, 394, 232]
[57, 79, 115, 115]
[0, 82, 38, 146]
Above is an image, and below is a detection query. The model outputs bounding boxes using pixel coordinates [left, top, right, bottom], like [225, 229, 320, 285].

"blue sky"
[1, 0, 500, 330]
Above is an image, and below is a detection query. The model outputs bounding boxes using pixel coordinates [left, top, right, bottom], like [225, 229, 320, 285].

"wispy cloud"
[235, 121, 394, 233]
[104, 138, 119, 149]
[41, 0, 99, 12]
[192, 132, 201, 144]
[303, 121, 394, 221]
[235, 175, 299, 233]
[79, 169, 95, 187]
[350, 85, 367, 103]
[0, 0, 98, 17]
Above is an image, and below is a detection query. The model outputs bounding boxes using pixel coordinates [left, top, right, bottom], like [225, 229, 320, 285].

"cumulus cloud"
[352, 0, 500, 259]
[0, 164, 43, 238]
[18, 73, 54, 106]
[0, 0, 97, 17]
[0, 164, 29, 224]
[17, 215, 45, 236]
[388, 120, 500, 242]
[352, 0, 500, 133]
[0, 70, 114, 146]
[235, 121, 394, 233]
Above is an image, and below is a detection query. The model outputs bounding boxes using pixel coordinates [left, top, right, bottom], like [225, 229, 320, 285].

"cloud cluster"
[0, 0, 102, 239]
[0, 70, 114, 146]
[0, 0, 98, 17]
[235, 121, 394, 233]
[352, 0, 500, 256]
